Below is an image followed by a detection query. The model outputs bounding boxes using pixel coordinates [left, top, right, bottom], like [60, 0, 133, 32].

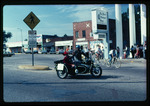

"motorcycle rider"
[63, 51, 75, 74]
[73, 45, 88, 73]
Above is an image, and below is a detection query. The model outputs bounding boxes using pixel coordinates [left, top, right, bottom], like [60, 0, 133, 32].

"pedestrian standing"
[130, 45, 135, 58]
[123, 45, 127, 59]
[127, 47, 130, 58]
[139, 45, 143, 58]
[131, 45, 134, 58]
[125, 45, 129, 58]
[143, 41, 147, 59]
[66, 46, 69, 52]
[116, 46, 120, 58]
[135, 45, 140, 58]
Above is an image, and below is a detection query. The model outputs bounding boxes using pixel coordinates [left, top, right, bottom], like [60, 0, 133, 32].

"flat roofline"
[73, 20, 92, 23]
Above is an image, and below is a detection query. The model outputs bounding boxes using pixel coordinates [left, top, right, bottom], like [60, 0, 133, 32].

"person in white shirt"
[109, 49, 117, 63]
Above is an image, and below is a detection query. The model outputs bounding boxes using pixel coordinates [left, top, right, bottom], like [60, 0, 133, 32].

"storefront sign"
[36, 34, 42, 44]
[97, 10, 107, 25]
[55, 40, 73, 46]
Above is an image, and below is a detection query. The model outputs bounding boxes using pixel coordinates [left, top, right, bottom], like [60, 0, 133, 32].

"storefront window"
[82, 30, 86, 37]
[75, 31, 79, 38]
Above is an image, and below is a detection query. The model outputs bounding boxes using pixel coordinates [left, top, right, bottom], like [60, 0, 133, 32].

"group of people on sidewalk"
[124, 41, 147, 59]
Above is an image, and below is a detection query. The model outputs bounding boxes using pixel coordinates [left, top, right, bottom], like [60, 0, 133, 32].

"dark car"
[41, 50, 47, 54]
[33, 50, 38, 54]
[50, 50, 56, 54]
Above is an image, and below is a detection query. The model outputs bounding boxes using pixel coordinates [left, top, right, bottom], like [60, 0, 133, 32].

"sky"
[3, 4, 129, 42]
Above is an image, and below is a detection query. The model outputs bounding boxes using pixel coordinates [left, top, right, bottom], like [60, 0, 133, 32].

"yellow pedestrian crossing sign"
[23, 11, 40, 30]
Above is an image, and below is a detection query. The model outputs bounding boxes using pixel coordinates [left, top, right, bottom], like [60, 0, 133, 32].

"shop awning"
[55, 40, 73, 46]
[76, 41, 88, 45]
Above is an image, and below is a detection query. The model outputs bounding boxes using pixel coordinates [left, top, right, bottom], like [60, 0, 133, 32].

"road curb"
[18, 65, 50, 70]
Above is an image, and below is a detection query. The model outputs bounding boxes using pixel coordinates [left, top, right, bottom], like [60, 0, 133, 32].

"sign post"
[23, 11, 40, 66]
[28, 30, 37, 66]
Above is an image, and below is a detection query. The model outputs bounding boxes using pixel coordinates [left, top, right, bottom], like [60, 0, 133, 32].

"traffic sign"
[23, 12, 40, 30]
[28, 30, 37, 48]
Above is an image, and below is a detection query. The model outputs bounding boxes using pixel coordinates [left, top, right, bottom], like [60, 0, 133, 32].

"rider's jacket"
[73, 50, 86, 61]
[63, 55, 72, 66]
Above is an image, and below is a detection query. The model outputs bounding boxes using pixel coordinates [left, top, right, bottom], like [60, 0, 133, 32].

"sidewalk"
[121, 58, 146, 63]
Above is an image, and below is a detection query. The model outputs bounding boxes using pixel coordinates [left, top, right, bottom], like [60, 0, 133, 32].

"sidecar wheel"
[91, 65, 102, 78]
[56, 65, 68, 79]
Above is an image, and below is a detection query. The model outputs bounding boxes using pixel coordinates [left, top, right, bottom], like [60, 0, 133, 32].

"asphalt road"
[3, 54, 147, 102]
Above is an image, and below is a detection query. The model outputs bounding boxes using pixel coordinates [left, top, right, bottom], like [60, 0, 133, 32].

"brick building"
[73, 20, 96, 49]
[37, 34, 73, 52]
[73, 19, 116, 50]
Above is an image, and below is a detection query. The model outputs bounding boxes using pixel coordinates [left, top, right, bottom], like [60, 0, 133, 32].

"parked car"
[38, 50, 47, 54]
[3, 51, 15, 57]
[24, 49, 31, 54]
[58, 49, 65, 54]
[49, 50, 56, 54]
[33, 50, 38, 54]
[42, 50, 47, 54]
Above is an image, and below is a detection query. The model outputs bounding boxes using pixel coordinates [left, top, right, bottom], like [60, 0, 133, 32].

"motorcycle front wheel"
[91, 65, 102, 78]
[56, 65, 68, 79]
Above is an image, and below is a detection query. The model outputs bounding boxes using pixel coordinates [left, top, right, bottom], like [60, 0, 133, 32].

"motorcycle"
[54, 56, 102, 79]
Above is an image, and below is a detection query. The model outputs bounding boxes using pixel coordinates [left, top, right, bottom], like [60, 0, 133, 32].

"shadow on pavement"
[67, 74, 123, 80]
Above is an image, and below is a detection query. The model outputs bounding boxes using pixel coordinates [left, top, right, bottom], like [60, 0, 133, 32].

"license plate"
[57, 64, 64, 70]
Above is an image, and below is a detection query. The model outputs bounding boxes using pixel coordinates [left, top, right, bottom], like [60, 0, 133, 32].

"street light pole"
[17, 28, 23, 53]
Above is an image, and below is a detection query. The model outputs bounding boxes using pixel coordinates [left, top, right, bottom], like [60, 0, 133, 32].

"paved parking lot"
[3, 54, 147, 103]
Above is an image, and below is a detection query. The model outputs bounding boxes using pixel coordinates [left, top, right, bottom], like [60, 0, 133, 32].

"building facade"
[73, 20, 96, 50]
[73, 19, 116, 52]
[6, 35, 73, 53]
[6, 41, 28, 53]
[36, 34, 73, 52]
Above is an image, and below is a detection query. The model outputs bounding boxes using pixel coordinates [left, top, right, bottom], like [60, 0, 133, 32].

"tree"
[24, 39, 28, 41]
[3, 30, 12, 43]
[54, 34, 58, 37]
[64, 34, 68, 37]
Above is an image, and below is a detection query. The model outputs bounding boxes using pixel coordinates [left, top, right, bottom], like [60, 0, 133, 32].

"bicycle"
[106, 56, 121, 68]
[93, 53, 108, 66]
